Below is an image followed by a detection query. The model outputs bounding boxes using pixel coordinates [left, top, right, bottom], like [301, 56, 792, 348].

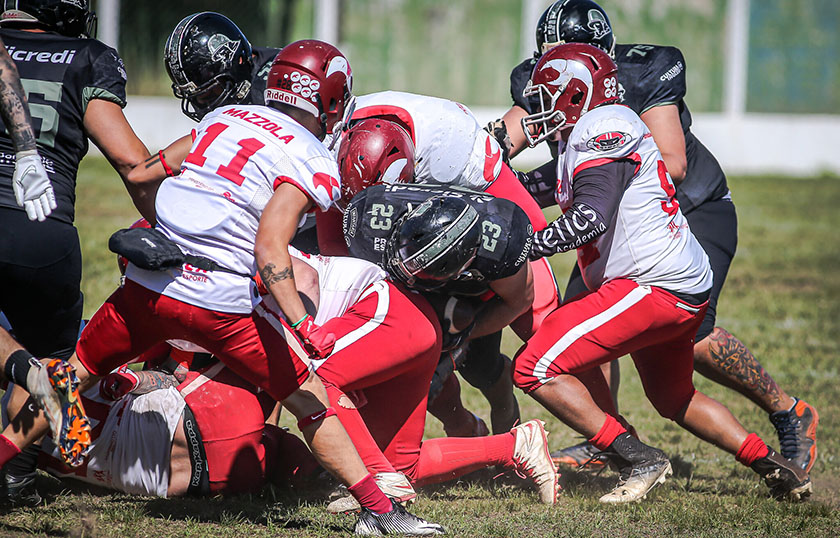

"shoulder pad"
[570, 105, 647, 159]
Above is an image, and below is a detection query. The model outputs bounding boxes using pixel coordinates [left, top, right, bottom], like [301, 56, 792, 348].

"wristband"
[159, 150, 175, 177]
[291, 313, 310, 329]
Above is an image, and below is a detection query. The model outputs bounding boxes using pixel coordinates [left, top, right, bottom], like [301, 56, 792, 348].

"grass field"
[1, 158, 838, 536]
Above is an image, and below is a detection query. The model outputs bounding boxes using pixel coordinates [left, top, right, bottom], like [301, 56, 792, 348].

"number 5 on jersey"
[185, 122, 266, 186]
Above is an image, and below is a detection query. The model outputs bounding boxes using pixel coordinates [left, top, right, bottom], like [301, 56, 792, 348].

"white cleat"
[511, 419, 559, 504]
[599, 459, 672, 504]
[328, 472, 417, 514]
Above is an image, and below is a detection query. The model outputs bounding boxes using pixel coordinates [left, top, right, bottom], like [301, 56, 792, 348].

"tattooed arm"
[0, 41, 36, 152]
[0, 40, 56, 221]
[254, 182, 313, 325]
[131, 370, 180, 394]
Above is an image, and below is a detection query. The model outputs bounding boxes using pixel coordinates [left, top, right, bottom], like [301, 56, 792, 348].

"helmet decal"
[540, 58, 593, 89]
[207, 34, 240, 64]
[325, 56, 353, 86]
[381, 158, 409, 184]
[586, 9, 610, 39]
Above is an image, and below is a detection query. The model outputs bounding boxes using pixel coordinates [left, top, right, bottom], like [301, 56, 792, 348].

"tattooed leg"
[693, 327, 794, 414]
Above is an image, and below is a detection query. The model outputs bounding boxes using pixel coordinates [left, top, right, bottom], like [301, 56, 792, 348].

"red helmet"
[336, 119, 415, 208]
[117, 218, 152, 275]
[522, 43, 618, 147]
[264, 39, 353, 135]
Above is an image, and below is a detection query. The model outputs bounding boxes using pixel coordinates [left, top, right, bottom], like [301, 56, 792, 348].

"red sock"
[735, 433, 770, 466]
[588, 414, 627, 451]
[412, 432, 515, 487]
[324, 383, 395, 475]
[0, 435, 21, 468]
[348, 473, 393, 514]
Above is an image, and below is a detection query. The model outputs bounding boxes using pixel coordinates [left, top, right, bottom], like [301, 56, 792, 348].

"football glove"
[484, 119, 512, 165]
[13, 149, 55, 222]
[99, 370, 140, 401]
[294, 314, 336, 359]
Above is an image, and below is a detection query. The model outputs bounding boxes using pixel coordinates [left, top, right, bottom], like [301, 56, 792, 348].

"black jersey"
[247, 46, 280, 106]
[510, 44, 729, 213]
[0, 29, 127, 224]
[343, 183, 533, 296]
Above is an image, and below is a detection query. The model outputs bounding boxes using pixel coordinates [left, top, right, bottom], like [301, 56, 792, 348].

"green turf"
[2, 158, 837, 536]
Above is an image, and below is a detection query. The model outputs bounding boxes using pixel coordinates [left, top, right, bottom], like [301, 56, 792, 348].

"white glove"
[13, 149, 56, 222]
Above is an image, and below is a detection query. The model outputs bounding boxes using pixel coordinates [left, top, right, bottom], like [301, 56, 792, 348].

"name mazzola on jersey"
[221, 108, 295, 143]
[5, 46, 77, 64]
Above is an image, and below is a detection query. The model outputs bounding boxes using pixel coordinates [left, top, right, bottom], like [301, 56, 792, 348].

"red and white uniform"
[25, 361, 316, 497]
[555, 104, 712, 294]
[77, 104, 330, 403]
[351, 91, 502, 191]
[128, 104, 340, 314]
[514, 105, 713, 419]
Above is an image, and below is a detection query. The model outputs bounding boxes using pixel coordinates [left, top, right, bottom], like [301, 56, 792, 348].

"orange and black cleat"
[30, 359, 92, 467]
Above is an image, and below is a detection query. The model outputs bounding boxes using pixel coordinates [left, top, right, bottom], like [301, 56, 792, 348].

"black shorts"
[0, 208, 83, 359]
[562, 198, 738, 342]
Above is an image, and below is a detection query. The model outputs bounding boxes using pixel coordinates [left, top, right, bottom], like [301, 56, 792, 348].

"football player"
[258, 247, 557, 510]
[321, 95, 563, 435]
[2, 347, 321, 501]
[511, 43, 811, 504]
[499, 0, 818, 472]
[0, 40, 444, 535]
[160, 11, 318, 252]
[0, 0, 161, 476]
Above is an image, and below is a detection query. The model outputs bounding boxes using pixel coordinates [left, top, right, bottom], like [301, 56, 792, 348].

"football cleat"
[769, 398, 819, 473]
[354, 499, 445, 536]
[328, 472, 417, 514]
[599, 433, 671, 504]
[0, 471, 41, 507]
[551, 441, 607, 469]
[750, 447, 812, 501]
[27, 359, 91, 467]
[511, 419, 559, 504]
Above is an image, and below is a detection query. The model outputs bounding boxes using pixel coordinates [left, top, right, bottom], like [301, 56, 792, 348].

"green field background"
[110, 0, 838, 113]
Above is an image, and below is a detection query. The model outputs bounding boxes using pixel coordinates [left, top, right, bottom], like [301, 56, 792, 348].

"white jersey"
[557, 104, 713, 294]
[127, 105, 341, 314]
[259, 248, 388, 371]
[351, 91, 504, 191]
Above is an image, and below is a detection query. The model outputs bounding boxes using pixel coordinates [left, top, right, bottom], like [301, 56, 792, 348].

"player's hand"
[99, 370, 140, 400]
[485, 119, 512, 164]
[13, 150, 56, 222]
[293, 314, 336, 359]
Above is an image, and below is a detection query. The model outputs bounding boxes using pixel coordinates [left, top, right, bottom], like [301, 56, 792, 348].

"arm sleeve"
[530, 159, 636, 259]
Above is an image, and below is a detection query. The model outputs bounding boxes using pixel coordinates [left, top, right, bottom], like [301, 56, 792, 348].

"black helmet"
[385, 195, 481, 291]
[164, 12, 254, 121]
[535, 0, 615, 57]
[0, 0, 96, 38]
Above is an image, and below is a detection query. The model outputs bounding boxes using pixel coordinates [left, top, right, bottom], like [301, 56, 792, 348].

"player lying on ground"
[509, 43, 811, 504]
[319, 100, 561, 436]
[0, 40, 444, 536]
[1, 340, 321, 502]
[496, 0, 818, 471]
